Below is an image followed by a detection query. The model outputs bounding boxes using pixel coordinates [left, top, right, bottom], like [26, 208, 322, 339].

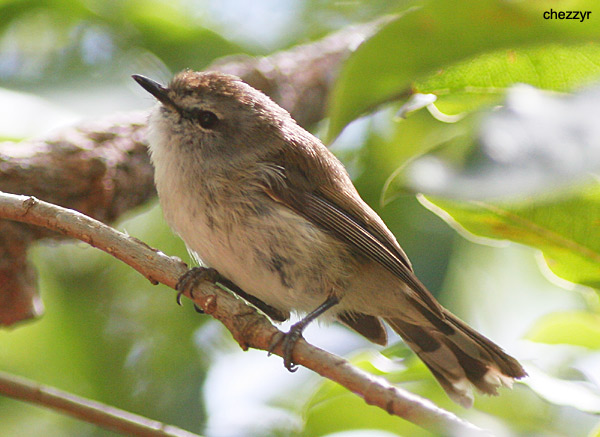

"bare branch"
[0, 370, 201, 437]
[0, 191, 490, 437]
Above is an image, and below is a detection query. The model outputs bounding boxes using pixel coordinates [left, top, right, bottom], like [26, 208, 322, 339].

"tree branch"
[0, 112, 153, 324]
[0, 370, 201, 437]
[0, 19, 386, 326]
[0, 191, 490, 437]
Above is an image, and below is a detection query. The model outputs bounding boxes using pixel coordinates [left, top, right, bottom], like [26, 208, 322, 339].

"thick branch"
[0, 192, 490, 437]
[0, 112, 153, 324]
[0, 19, 384, 325]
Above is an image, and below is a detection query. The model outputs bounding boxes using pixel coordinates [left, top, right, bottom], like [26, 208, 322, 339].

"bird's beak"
[132, 74, 174, 107]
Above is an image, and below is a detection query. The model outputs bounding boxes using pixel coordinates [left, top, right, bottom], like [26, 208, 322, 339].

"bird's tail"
[386, 309, 526, 408]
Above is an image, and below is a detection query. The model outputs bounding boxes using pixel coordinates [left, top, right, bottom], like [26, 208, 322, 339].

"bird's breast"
[157, 171, 357, 315]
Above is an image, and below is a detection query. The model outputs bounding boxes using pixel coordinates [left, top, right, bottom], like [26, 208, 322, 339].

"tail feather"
[386, 310, 526, 408]
[338, 311, 388, 346]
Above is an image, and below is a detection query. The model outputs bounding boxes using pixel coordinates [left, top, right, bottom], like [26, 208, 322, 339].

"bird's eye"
[191, 109, 219, 130]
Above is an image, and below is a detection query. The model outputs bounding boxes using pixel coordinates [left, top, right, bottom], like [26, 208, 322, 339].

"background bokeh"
[1, 1, 600, 436]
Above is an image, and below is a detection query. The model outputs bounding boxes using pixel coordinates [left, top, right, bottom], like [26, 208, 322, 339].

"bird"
[133, 70, 526, 407]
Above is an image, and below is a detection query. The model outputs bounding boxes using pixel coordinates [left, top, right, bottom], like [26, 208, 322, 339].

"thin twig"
[0, 191, 490, 436]
[0, 370, 201, 437]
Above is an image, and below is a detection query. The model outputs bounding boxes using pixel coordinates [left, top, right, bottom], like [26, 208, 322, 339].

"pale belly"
[161, 189, 357, 317]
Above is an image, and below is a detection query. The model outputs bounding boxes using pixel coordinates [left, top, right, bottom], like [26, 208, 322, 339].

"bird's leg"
[176, 267, 288, 322]
[269, 295, 340, 372]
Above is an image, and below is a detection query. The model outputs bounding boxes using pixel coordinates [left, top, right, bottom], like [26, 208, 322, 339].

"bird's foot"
[176, 267, 221, 309]
[268, 321, 306, 372]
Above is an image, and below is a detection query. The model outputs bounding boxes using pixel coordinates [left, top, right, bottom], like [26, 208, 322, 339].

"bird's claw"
[175, 267, 220, 306]
[268, 324, 304, 372]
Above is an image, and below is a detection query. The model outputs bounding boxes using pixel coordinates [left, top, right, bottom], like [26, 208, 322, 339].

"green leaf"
[328, 0, 600, 139]
[305, 385, 428, 437]
[528, 311, 600, 348]
[303, 352, 433, 437]
[416, 43, 600, 115]
[419, 182, 600, 289]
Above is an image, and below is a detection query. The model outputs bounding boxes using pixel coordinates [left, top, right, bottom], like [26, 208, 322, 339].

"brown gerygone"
[132, 70, 526, 407]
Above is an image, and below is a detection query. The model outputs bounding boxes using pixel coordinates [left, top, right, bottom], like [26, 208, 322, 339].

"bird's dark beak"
[132, 74, 173, 107]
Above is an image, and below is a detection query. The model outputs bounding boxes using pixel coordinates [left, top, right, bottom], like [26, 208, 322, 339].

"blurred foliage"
[328, 0, 600, 139]
[421, 182, 600, 289]
[0, 0, 239, 86]
[528, 311, 600, 349]
[2, 0, 600, 437]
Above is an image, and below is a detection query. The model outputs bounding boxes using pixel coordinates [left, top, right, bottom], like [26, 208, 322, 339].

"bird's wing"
[259, 150, 444, 317]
